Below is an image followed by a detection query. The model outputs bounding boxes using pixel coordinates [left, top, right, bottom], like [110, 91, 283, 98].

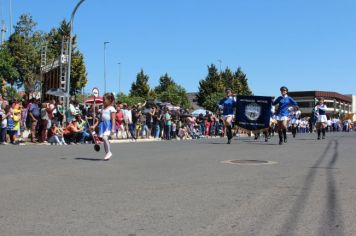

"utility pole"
[9, 0, 12, 35]
[218, 59, 222, 72]
[118, 62, 121, 94]
[1, 18, 6, 46]
[104, 41, 110, 93]
[66, 0, 86, 119]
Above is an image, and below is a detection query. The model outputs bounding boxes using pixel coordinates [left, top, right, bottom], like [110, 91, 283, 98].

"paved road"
[0, 132, 355, 236]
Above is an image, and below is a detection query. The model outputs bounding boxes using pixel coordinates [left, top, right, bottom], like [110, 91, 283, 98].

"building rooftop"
[288, 91, 352, 103]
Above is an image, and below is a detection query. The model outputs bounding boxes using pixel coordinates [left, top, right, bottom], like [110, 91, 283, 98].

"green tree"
[154, 73, 175, 94]
[46, 20, 87, 95]
[154, 73, 191, 108]
[220, 67, 234, 91]
[234, 67, 252, 95]
[116, 92, 145, 106]
[7, 14, 42, 93]
[197, 65, 253, 110]
[130, 69, 150, 98]
[4, 86, 22, 101]
[157, 84, 191, 109]
[0, 47, 20, 88]
[202, 92, 225, 112]
[70, 51, 87, 95]
[196, 64, 224, 107]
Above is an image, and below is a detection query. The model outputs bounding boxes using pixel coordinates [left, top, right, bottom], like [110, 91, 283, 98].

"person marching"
[315, 97, 328, 140]
[92, 93, 116, 160]
[289, 106, 301, 138]
[273, 86, 298, 145]
[218, 88, 237, 144]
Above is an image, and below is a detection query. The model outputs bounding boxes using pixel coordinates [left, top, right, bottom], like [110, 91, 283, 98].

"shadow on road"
[318, 140, 344, 235]
[74, 157, 104, 161]
[278, 139, 344, 235]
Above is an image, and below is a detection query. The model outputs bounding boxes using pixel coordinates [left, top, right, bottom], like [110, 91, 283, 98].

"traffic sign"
[92, 87, 99, 97]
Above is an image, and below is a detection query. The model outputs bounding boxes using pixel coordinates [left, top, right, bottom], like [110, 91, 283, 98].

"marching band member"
[315, 97, 328, 140]
[289, 106, 301, 138]
[218, 88, 237, 144]
[92, 93, 116, 160]
[273, 86, 298, 145]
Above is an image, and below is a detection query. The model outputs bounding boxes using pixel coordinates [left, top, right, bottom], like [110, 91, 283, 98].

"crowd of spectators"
[0, 94, 355, 145]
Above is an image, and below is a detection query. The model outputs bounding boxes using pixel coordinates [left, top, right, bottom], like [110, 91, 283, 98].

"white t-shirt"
[101, 106, 116, 121]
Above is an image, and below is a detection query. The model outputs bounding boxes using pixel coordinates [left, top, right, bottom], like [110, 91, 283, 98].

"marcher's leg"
[277, 121, 283, 145]
[103, 135, 112, 160]
[226, 116, 233, 144]
[282, 120, 288, 143]
[322, 124, 326, 139]
[263, 130, 268, 142]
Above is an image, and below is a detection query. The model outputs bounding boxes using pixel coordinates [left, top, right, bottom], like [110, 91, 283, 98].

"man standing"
[28, 99, 41, 143]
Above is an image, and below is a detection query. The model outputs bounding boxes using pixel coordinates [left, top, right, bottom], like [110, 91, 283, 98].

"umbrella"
[166, 104, 180, 111]
[192, 108, 210, 117]
[46, 88, 70, 97]
[85, 96, 103, 104]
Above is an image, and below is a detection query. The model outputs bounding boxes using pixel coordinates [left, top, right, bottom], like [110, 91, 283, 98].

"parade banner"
[235, 95, 273, 131]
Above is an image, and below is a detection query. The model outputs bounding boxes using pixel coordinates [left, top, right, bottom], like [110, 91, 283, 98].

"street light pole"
[66, 0, 86, 117]
[118, 62, 121, 94]
[9, 0, 12, 35]
[218, 59, 222, 72]
[104, 41, 110, 93]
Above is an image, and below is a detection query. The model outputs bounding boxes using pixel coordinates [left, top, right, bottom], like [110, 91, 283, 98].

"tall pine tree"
[196, 64, 224, 107]
[130, 69, 150, 98]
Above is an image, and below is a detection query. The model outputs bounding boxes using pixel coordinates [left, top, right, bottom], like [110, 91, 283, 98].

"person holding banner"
[315, 97, 327, 140]
[273, 86, 297, 145]
[218, 88, 237, 144]
[289, 106, 301, 138]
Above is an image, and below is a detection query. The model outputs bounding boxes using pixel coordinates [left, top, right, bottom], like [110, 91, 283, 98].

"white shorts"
[223, 115, 235, 120]
[276, 116, 289, 121]
[317, 115, 327, 123]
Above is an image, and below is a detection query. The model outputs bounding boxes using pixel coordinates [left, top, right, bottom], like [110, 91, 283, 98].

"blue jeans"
[80, 131, 90, 143]
[155, 124, 160, 138]
[165, 125, 171, 140]
[0, 127, 7, 143]
[129, 123, 136, 139]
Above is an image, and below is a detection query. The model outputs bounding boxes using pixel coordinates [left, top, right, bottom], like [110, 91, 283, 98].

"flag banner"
[235, 95, 273, 131]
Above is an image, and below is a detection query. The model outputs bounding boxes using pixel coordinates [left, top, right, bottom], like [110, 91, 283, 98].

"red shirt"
[116, 110, 124, 127]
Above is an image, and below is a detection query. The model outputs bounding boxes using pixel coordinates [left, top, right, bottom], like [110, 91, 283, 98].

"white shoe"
[104, 152, 112, 160]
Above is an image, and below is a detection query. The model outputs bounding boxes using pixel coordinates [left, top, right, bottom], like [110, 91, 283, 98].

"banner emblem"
[245, 103, 261, 121]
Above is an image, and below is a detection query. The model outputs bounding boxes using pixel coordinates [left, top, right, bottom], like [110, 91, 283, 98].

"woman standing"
[273, 86, 298, 145]
[218, 88, 237, 144]
[315, 97, 328, 140]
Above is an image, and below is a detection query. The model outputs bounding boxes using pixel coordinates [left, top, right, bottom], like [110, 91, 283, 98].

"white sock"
[103, 135, 110, 154]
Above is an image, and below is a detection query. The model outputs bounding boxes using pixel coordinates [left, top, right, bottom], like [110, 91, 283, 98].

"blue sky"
[2, 0, 356, 96]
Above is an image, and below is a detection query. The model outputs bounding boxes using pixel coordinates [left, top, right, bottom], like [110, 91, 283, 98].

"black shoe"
[293, 134, 296, 138]
[317, 137, 321, 140]
[284, 137, 287, 143]
[279, 140, 283, 145]
[265, 137, 268, 142]
[227, 139, 231, 144]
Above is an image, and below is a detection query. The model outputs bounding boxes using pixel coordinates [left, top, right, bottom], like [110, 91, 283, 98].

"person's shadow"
[74, 157, 104, 161]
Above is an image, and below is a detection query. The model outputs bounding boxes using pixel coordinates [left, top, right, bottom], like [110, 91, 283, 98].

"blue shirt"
[29, 103, 40, 118]
[219, 96, 236, 116]
[273, 95, 297, 117]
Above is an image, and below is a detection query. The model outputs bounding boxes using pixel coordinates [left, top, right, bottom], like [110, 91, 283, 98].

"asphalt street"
[0, 132, 355, 236]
